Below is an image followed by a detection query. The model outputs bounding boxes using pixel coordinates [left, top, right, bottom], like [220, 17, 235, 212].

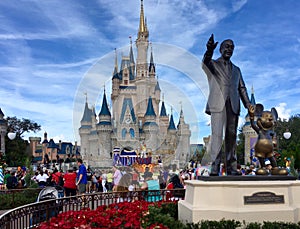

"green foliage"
[185, 219, 241, 229]
[274, 115, 300, 170]
[236, 129, 245, 165]
[142, 202, 185, 229]
[6, 116, 41, 137]
[261, 221, 300, 229]
[5, 116, 41, 167]
[5, 136, 29, 166]
[245, 222, 261, 229]
[0, 188, 40, 210]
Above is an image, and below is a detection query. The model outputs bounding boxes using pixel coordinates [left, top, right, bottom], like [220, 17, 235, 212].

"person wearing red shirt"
[63, 168, 77, 196]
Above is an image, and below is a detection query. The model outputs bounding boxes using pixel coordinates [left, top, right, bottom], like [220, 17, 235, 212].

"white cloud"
[275, 103, 291, 121]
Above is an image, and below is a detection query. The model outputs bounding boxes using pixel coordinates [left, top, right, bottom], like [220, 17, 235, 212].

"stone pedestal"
[179, 177, 300, 224]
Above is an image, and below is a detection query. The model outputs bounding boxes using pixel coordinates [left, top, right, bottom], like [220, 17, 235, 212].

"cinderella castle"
[79, 0, 191, 168]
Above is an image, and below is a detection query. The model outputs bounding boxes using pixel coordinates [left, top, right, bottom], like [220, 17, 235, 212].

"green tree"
[274, 115, 300, 169]
[5, 116, 41, 167]
[236, 129, 245, 165]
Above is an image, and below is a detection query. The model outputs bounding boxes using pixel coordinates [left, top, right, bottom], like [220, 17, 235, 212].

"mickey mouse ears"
[254, 103, 278, 121]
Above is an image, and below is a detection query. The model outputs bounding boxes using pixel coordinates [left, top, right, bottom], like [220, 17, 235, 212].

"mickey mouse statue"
[248, 104, 288, 175]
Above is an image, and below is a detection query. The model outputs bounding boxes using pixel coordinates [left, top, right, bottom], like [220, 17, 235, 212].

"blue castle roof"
[145, 97, 156, 116]
[160, 101, 167, 117]
[81, 102, 94, 122]
[99, 92, 111, 116]
[168, 114, 176, 130]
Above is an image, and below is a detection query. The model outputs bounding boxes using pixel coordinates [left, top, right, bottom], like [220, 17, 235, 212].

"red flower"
[36, 200, 177, 229]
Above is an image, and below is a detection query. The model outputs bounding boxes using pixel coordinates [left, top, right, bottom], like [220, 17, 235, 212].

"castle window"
[130, 128, 135, 138]
[122, 128, 127, 139]
[124, 80, 128, 85]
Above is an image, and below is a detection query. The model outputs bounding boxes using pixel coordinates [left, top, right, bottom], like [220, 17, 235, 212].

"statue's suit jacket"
[202, 54, 250, 115]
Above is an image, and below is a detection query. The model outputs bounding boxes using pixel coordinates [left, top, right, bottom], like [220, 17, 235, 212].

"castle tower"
[79, 96, 93, 161]
[176, 108, 191, 168]
[159, 96, 169, 136]
[143, 96, 159, 151]
[0, 108, 7, 155]
[91, 89, 113, 167]
[167, 109, 177, 152]
[135, 0, 152, 119]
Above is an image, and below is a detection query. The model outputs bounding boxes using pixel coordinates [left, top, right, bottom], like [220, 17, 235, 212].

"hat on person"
[265, 160, 271, 165]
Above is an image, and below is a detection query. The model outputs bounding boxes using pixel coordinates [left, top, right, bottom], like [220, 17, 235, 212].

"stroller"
[37, 185, 64, 201]
[31, 185, 64, 225]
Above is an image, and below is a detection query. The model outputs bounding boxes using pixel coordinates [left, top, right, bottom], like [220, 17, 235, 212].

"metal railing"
[0, 189, 185, 229]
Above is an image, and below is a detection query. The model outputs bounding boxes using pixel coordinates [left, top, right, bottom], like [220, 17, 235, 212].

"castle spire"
[139, 0, 146, 34]
[99, 90, 111, 116]
[250, 85, 256, 105]
[129, 36, 134, 64]
[137, 0, 149, 40]
[168, 112, 176, 130]
[149, 43, 155, 73]
[145, 96, 156, 117]
[112, 48, 119, 79]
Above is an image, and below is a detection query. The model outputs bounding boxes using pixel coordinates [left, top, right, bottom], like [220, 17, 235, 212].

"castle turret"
[143, 96, 158, 151]
[176, 108, 191, 167]
[159, 98, 169, 136]
[112, 49, 120, 101]
[79, 97, 93, 161]
[94, 89, 112, 166]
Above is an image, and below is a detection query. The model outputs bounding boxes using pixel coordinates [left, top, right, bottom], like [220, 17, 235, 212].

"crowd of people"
[0, 158, 193, 201]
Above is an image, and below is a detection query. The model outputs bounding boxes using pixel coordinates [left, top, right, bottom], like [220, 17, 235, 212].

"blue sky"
[1, 0, 300, 145]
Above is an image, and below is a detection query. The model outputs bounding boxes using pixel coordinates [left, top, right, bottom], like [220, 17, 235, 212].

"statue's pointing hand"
[206, 34, 218, 52]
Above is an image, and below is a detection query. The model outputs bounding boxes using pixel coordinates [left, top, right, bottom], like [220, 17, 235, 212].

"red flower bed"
[36, 200, 173, 229]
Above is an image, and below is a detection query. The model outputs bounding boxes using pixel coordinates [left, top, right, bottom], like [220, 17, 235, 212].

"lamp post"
[7, 132, 16, 140]
[283, 129, 291, 140]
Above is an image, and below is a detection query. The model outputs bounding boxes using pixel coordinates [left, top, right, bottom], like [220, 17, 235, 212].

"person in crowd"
[36, 170, 49, 187]
[52, 168, 64, 186]
[265, 160, 273, 175]
[165, 174, 185, 199]
[131, 169, 140, 190]
[86, 168, 93, 193]
[91, 172, 99, 192]
[141, 172, 161, 202]
[76, 158, 87, 194]
[112, 166, 122, 191]
[4, 170, 11, 189]
[0, 167, 4, 190]
[245, 165, 256, 176]
[63, 168, 77, 197]
[166, 174, 184, 189]
[6, 171, 19, 189]
[106, 169, 113, 191]
[143, 166, 152, 178]
[101, 170, 107, 192]
[31, 171, 39, 184]
[114, 173, 133, 202]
